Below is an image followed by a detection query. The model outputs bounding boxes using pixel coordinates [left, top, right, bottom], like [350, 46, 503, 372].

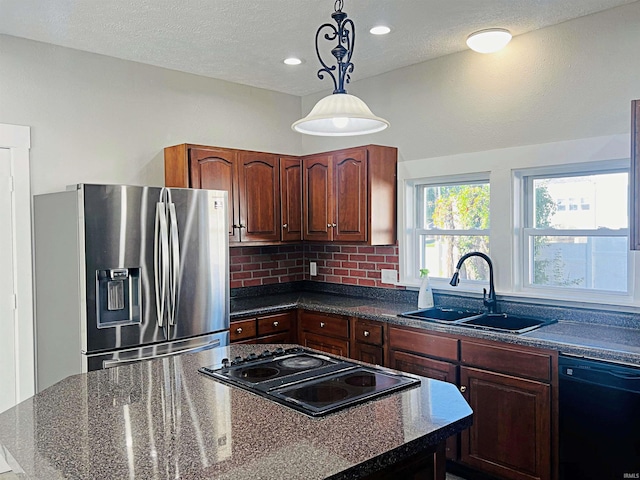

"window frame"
[516, 161, 632, 300]
[403, 172, 491, 288]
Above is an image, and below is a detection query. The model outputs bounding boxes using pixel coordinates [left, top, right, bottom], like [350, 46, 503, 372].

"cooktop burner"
[199, 347, 420, 417]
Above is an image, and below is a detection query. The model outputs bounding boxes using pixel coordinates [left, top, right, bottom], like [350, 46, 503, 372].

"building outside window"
[521, 168, 629, 294]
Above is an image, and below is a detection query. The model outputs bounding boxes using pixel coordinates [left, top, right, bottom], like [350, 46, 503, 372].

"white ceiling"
[1, 0, 637, 96]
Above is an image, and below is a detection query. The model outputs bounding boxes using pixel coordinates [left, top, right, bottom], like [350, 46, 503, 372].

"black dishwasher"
[559, 355, 640, 480]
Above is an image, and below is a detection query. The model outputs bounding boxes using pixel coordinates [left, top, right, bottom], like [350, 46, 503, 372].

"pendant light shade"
[292, 0, 389, 136]
[292, 93, 389, 136]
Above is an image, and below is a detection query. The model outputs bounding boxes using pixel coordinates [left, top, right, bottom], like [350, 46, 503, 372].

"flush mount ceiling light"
[292, 0, 389, 136]
[369, 25, 391, 35]
[466, 28, 512, 54]
[284, 57, 303, 65]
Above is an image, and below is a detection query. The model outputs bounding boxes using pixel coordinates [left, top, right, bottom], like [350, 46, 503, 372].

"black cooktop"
[199, 347, 421, 417]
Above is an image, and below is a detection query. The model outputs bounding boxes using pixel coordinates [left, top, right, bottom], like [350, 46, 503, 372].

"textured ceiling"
[0, 0, 637, 96]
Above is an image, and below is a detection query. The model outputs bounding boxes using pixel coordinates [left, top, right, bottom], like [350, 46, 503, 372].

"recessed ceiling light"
[284, 57, 303, 65]
[466, 28, 512, 54]
[370, 25, 391, 35]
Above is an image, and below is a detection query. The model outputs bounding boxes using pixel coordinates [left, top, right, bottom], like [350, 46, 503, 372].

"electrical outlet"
[380, 269, 398, 284]
[310, 261, 317, 276]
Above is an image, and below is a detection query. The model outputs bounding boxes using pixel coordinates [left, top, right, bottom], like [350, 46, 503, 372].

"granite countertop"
[231, 291, 640, 365]
[0, 344, 472, 480]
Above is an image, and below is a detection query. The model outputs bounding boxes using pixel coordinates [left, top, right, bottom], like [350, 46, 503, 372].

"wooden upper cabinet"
[302, 145, 397, 245]
[280, 157, 303, 242]
[237, 151, 280, 242]
[303, 154, 333, 242]
[631, 99, 640, 249]
[164, 144, 280, 244]
[334, 149, 367, 242]
[189, 147, 240, 242]
[165, 143, 397, 245]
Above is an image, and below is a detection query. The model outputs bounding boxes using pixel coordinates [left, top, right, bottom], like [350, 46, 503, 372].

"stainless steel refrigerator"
[33, 184, 230, 391]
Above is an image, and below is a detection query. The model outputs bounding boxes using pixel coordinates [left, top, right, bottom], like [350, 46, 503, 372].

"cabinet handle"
[320, 322, 325, 328]
[460, 386, 467, 393]
[363, 330, 370, 337]
[282, 224, 288, 229]
[239, 224, 246, 229]
[273, 321, 279, 327]
[235, 327, 243, 334]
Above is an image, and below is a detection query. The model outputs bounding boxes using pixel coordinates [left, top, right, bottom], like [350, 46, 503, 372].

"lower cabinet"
[388, 324, 557, 480]
[351, 318, 384, 365]
[298, 310, 350, 357]
[230, 311, 295, 344]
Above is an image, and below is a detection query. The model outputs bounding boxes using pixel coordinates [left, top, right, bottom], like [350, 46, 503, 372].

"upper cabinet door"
[189, 147, 240, 242]
[303, 155, 333, 242]
[237, 152, 280, 243]
[280, 157, 303, 242]
[333, 149, 367, 242]
[631, 99, 640, 250]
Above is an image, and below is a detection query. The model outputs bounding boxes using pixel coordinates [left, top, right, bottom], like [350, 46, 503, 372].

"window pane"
[417, 183, 490, 230]
[532, 173, 628, 229]
[530, 235, 627, 292]
[420, 234, 490, 279]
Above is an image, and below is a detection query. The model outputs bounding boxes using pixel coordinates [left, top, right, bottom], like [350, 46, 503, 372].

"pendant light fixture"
[292, 0, 389, 136]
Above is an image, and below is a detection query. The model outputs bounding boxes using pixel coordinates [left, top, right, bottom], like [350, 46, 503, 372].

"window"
[521, 168, 629, 294]
[410, 178, 490, 282]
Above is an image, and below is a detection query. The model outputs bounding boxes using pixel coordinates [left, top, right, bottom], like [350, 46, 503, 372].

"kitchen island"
[0, 344, 472, 480]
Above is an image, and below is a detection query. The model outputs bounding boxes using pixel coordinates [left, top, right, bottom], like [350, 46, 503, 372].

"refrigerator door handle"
[154, 199, 169, 328]
[167, 199, 180, 327]
[101, 338, 222, 369]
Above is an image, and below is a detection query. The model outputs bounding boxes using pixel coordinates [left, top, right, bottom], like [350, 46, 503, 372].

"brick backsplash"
[230, 243, 404, 290]
[304, 244, 405, 290]
[229, 245, 304, 289]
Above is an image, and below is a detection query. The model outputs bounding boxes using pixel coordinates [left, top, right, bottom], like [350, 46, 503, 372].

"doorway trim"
[0, 123, 34, 402]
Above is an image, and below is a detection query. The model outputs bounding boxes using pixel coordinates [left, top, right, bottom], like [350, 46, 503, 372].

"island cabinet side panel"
[631, 99, 640, 249]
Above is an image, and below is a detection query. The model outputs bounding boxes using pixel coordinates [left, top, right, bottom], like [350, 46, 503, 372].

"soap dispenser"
[418, 268, 434, 309]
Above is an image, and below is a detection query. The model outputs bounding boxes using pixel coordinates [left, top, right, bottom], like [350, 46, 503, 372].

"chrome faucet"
[449, 252, 497, 314]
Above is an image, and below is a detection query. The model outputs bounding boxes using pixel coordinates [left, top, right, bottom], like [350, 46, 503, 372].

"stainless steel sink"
[398, 308, 555, 334]
[399, 307, 484, 322]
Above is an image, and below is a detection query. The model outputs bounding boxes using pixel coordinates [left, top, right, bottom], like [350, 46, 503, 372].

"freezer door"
[167, 187, 230, 340]
[86, 331, 229, 371]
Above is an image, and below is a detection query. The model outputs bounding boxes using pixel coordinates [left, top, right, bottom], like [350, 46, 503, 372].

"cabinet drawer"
[257, 312, 292, 336]
[461, 340, 552, 382]
[300, 312, 349, 339]
[388, 326, 458, 361]
[391, 350, 457, 384]
[253, 332, 292, 344]
[230, 319, 257, 342]
[354, 320, 383, 346]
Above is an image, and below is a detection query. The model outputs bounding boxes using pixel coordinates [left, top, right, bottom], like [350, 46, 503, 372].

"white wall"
[0, 34, 303, 195]
[300, 2, 640, 160]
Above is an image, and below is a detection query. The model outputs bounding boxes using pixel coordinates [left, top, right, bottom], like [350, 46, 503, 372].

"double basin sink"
[398, 307, 556, 334]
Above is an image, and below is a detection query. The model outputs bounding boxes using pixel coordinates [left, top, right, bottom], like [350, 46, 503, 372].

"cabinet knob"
[320, 322, 325, 328]
[282, 224, 288, 229]
[363, 330, 370, 337]
[332, 223, 337, 227]
[327, 224, 332, 228]
[273, 321, 279, 327]
[460, 386, 467, 393]
[235, 327, 243, 334]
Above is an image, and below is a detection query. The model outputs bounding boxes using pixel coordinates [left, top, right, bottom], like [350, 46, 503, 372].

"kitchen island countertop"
[0, 344, 472, 480]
